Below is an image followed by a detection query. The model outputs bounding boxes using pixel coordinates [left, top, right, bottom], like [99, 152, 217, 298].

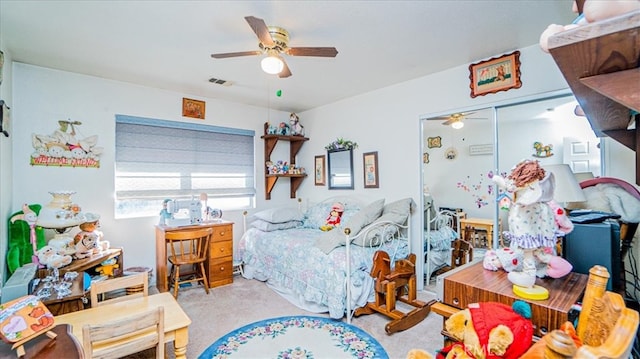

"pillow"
[314, 199, 384, 253]
[302, 202, 360, 229]
[250, 219, 302, 232]
[253, 206, 303, 224]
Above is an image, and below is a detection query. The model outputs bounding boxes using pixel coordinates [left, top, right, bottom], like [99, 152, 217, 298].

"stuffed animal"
[96, 258, 119, 277]
[320, 202, 344, 231]
[492, 159, 568, 288]
[437, 301, 534, 359]
[539, 0, 640, 52]
[483, 246, 573, 280]
[36, 245, 72, 269]
[74, 214, 109, 253]
[74, 231, 100, 259]
[289, 113, 305, 136]
[7, 204, 47, 272]
[406, 349, 433, 359]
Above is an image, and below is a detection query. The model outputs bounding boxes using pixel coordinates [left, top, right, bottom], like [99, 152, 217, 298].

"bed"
[423, 194, 461, 282]
[238, 197, 414, 320]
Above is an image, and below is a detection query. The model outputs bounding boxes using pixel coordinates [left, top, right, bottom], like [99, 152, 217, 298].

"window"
[115, 115, 255, 218]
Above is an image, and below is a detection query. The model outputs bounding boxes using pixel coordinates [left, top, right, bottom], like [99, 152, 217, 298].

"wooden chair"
[90, 272, 148, 307]
[450, 238, 473, 269]
[82, 306, 164, 359]
[166, 227, 212, 298]
[535, 265, 639, 358]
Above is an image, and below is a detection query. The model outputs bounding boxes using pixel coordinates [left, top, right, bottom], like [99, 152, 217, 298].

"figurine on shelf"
[96, 258, 119, 277]
[74, 213, 109, 252]
[289, 113, 305, 136]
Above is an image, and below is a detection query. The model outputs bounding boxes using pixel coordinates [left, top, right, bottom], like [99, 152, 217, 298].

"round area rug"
[198, 316, 388, 359]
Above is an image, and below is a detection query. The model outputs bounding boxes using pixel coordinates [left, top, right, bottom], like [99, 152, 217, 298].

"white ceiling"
[0, 1, 575, 113]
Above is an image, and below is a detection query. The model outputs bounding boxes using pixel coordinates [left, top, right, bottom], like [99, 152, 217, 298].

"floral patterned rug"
[198, 316, 388, 359]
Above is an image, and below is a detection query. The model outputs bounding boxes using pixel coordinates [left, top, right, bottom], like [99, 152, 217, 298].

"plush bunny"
[36, 245, 72, 269]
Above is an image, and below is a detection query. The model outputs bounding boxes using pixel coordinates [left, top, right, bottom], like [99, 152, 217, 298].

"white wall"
[10, 63, 292, 285]
[4, 43, 638, 291]
[0, 47, 14, 284]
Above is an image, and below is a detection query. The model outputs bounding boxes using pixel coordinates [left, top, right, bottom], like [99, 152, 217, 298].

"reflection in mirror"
[328, 149, 354, 189]
[419, 92, 601, 289]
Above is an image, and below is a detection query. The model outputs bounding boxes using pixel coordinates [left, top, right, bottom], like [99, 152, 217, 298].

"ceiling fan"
[211, 16, 339, 78]
[435, 112, 486, 129]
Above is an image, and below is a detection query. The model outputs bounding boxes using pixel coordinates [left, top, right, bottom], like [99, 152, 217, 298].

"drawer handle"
[219, 266, 225, 271]
[219, 248, 225, 252]
[219, 231, 225, 236]
[453, 298, 459, 306]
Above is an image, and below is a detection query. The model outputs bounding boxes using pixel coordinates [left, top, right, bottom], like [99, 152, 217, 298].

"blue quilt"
[238, 227, 408, 318]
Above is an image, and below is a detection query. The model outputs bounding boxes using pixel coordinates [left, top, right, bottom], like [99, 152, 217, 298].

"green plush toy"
[7, 204, 46, 274]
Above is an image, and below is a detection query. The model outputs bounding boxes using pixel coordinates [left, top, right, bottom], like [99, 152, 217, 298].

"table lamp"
[543, 164, 586, 208]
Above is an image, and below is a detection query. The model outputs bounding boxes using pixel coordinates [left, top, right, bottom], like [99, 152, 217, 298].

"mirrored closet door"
[419, 92, 601, 289]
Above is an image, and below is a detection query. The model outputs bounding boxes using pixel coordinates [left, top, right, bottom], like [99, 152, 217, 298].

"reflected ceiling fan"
[435, 112, 486, 129]
[211, 16, 339, 78]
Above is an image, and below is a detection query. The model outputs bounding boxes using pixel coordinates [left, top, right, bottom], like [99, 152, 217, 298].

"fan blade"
[211, 50, 262, 59]
[245, 16, 275, 47]
[278, 58, 292, 78]
[286, 47, 338, 57]
[442, 119, 455, 125]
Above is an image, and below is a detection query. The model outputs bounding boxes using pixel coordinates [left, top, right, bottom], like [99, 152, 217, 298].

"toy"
[354, 251, 433, 334]
[74, 214, 109, 253]
[492, 160, 572, 290]
[278, 121, 290, 136]
[320, 202, 344, 231]
[289, 113, 305, 136]
[483, 246, 572, 280]
[73, 231, 99, 259]
[406, 349, 433, 359]
[7, 204, 47, 273]
[520, 321, 582, 358]
[96, 258, 119, 277]
[159, 198, 173, 225]
[36, 245, 72, 270]
[539, 0, 640, 52]
[437, 301, 534, 359]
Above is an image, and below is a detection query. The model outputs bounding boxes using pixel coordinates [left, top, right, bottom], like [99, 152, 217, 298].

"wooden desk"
[0, 324, 83, 359]
[437, 261, 588, 337]
[459, 217, 501, 248]
[155, 221, 234, 292]
[55, 292, 191, 359]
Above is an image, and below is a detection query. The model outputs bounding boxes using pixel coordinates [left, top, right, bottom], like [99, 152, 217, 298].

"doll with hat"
[320, 202, 345, 231]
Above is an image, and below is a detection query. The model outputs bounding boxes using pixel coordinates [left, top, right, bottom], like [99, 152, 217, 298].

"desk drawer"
[208, 257, 233, 287]
[212, 225, 233, 242]
[210, 240, 232, 259]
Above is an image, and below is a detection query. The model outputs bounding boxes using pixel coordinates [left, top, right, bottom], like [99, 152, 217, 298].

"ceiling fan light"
[261, 55, 284, 74]
[451, 120, 464, 129]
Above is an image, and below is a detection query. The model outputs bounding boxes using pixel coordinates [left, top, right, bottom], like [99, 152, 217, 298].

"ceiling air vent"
[209, 77, 233, 87]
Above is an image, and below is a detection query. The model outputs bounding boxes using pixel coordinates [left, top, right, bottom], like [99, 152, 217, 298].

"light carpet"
[199, 315, 388, 359]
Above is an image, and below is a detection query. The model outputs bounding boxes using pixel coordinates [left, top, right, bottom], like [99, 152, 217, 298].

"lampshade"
[261, 55, 284, 75]
[36, 190, 86, 229]
[543, 164, 586, 204]
[451, 120, 464, 129]
[573, 171, 595, 183]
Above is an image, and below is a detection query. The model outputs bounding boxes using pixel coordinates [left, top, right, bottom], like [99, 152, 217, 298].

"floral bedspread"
[238, 227, 408, 318]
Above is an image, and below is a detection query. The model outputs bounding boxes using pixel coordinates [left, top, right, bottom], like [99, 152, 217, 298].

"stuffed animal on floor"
[437, 301, 534, 359]
[320, 202, 344, 231]
[539, 0, 640, 52]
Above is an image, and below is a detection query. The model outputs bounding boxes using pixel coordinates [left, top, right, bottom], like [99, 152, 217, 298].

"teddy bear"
[74, 214, 109, 254]
[539, 0, 640, 52]
[437, 301, 534, 359]
[36, 245, 72, 269]
[491, 159, 572, 288]
[320, 202, 344, 231]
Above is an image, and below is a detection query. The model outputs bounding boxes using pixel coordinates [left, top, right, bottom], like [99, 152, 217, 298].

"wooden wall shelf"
[261, 134, 309, 200]
[547, 10, 640, 184]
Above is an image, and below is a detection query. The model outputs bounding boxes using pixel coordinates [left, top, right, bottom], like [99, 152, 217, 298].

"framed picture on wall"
[182, 98, 206, 119]
[314, 155, 326, 186]
[363, 151, 379, 188]
[469, 51, 521, 98]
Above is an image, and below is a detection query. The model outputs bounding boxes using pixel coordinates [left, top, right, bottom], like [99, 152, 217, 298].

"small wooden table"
[0, 324, 83, 359]
[459, 217, 501, 248]
[436, 261, 588, 338]
[55, 292, 191, 359]
[37, 248, 124, 279]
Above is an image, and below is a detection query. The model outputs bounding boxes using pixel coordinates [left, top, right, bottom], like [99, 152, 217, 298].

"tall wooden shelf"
[547, 10, 640, 184]
[261, 134, 309, 199]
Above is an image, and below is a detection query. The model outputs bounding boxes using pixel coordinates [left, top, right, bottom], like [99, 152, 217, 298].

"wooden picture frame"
[427, 136, 442, 148]
[363, 151, 379, 188]
[469, 51, 521, 98]
[182, 98, 205, 119]
[314, 155, 326, 186]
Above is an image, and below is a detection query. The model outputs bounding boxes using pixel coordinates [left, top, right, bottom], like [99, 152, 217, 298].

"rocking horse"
[354, 250, 435, 334]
